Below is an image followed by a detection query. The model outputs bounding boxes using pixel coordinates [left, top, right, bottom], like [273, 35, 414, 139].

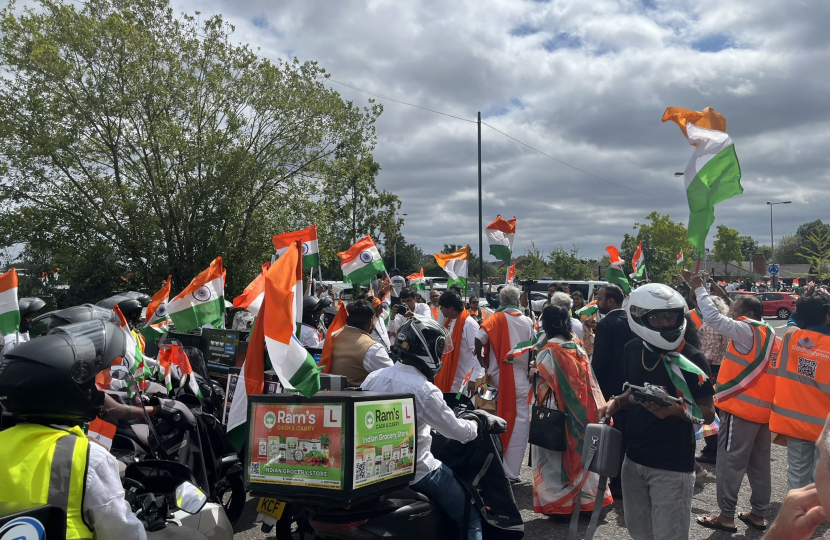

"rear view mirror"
[174, 482, 207, 514]
[109, 364, 131, 381]
[476, 383, 498, 401]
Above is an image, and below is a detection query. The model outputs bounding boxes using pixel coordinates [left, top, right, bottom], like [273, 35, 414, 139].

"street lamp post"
[766, 201, 791, 290]
[393, 213, 408, 269]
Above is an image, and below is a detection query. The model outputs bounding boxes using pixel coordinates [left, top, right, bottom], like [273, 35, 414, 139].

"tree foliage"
[513, 243, 592, 281]
[713, 225, 743, 277]
[772, 235, 804, 264]
[620, 212, 696, 284]
[737, 235, 759, 260]
[0, 0, 397, 303]
[796, 229, 830, 282]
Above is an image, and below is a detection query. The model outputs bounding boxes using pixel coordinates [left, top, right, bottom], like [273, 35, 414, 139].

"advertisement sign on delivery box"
[248, 403, 344, 490]
[353, 399, 416, 488]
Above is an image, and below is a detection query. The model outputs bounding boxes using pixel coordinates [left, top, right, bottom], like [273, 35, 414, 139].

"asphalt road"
[232, 316, 809, 540]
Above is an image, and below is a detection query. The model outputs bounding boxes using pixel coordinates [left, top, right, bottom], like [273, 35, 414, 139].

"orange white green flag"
[507, 263, 516, 284]
[486, 215, 516, 265]
[663, 107, 743, 256]
[338, 235, 386, 285]
[140, 276, 172, 341]
[434, 245, 469, 290]
[0, 269, 20, 337]
[272, 225, 320, 268]
[631, 241, 646, 279]
[407, 268, 426, 291]
[605, 246, 631, 294]
[233, 263, 269, 316]
[167, 258, 225, 332]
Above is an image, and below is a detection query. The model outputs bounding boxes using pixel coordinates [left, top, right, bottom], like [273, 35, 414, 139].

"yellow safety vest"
[0, 424, 94, 539]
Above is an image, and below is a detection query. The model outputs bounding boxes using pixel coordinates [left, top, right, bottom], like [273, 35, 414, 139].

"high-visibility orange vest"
[690, 309, 703, 329]
[769, 328, 830, 442]
[715, 319, 779, 424]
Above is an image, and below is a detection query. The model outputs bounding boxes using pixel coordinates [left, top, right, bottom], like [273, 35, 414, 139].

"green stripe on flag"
[0, 309, 20, 336]
[411, 282, 426, 291]
[489, 244, 512, 265]
[576, 304, 598, 317]
[303, 254, 320, 268]
[604, 267, 631, 294]
[448, 276, 467, 291]
[169, 297, 225, 332]
[288, 350, 322, 398]
[345, 260, 386, 285]
[139, 325, 166, 342]
[686, 144, 743, 254]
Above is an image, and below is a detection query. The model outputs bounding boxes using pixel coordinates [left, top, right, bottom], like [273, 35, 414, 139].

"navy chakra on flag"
[359, 250, 373, 264]
[155, 302, 168, 317]
[302, 242, 310, 255]
[193, 285, 212, 302]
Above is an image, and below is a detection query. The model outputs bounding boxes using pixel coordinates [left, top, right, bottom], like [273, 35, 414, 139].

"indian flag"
[273, 225, 320, 269]
[507, 263, 516, 284]
[605, 246, 631, 294]
[677, 250, 684, 265]
[233, 263, 269, 316]
[0, 269, 20, 337]
[663, 107, 743, 255]
[486, 215, 516, 265]
[434, 245, 469, 291]
[167, 258, 225, 332]
[140, 276, 171, 341]
[576, 300, 598, 317]
[631, 241, 645, 278]
[338, 235, 386, 285]
[505, 331, 547, 360]
[407, 268, 426, 291]
[226, 241, 320, 449]
[87, 418, 116, 451]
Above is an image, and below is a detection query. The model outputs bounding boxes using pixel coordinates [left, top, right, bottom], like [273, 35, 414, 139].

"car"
[727, 291, 754, 302]
[756, 291, 797, 320]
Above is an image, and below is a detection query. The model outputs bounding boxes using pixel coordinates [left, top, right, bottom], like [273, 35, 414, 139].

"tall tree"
[713, 225, 743, 277]
[796, 229, 830, 282]
[772, 235, 805, 264]
[0, 0, 392, 302]
[547, 245, 592, 280]
[738, 235, 759, 260]
[620, 212, 696, 284]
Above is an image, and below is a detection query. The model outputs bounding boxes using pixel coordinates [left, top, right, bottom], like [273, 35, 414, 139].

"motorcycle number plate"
[256, 497, 286, 520]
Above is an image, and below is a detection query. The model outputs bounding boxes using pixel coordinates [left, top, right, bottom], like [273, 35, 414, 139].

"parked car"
[757, 292, 798, 319]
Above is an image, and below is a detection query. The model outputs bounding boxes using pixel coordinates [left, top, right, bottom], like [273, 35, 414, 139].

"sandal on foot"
[738, 512, 766, 531]
[697, 515, 738, 533]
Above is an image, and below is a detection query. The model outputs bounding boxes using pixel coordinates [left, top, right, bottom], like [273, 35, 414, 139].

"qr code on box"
[250, 462, 260, 476]
[798, 357, 817, 379]
[355, 461, 367, 481]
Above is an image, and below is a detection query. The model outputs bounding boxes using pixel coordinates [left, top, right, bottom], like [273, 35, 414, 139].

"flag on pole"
[167, 258, 225, 332]
[576, 300, 599, 317]
[507, 263, 516, 284]
[632, 242, 644, 273]
[227, 241, 320, 449]
[320, 300, 348, 374]
[605, 246, 631, 293]
[486, 215, 516, 265]
[662, 107, 743, 255]
[87, 418, 116, 451]
[407, 268, 426, 291]
[273, 225, 320, 268]
[140, 276, 172, 341]
[677, 250, 685, 265]
[233, 263, 269, 316]
[0, 269, 20, 337]
[338, 235, 386, 285]
[434, 245, 469, 291]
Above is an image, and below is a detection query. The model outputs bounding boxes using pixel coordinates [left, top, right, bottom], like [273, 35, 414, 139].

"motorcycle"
[108, 363, 246, 525]
[290, 393, 523, 540]
[123, 459, 234, 540]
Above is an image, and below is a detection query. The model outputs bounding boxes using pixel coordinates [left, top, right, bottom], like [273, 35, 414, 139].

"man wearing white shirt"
[329, 300, 394, 387]
[388, 288, 433, 339]
[435, 291, 482, 393]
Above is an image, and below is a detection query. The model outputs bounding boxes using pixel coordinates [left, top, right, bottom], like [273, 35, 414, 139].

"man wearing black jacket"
[589, 283, 632, 497]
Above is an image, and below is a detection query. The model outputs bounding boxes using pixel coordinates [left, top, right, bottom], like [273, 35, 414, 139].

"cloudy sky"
[176, 0, 829, 260]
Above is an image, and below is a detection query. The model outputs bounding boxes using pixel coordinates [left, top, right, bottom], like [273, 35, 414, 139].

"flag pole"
[477, 111, 484, 301]
[307, 267, 314, 296]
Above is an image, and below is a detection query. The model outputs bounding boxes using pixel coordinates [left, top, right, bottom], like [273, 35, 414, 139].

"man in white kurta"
[436, 291, 483, 393]
[474, 285, 534, 480]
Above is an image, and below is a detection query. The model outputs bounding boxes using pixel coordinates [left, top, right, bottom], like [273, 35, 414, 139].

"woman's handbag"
[528, 373, 567, 452]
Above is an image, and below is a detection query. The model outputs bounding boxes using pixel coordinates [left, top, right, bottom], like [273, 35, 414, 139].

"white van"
[529, 280, 607, 302]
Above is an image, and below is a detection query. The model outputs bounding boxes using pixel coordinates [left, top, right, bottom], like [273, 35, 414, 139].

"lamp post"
[393, 213, 407, 269]
[766, 201, 791, 290]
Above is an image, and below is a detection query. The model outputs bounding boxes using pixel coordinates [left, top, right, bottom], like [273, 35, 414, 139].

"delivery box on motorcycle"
[245, 391, 417, 508]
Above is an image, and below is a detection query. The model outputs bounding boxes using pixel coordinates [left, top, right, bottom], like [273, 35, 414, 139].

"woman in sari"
[530, 305, 613, 515]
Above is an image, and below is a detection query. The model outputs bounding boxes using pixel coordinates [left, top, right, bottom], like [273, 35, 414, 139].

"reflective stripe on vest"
[0, 424, 93, 539]
[715, 319, 777, 424]
[770, 328, 830, 441]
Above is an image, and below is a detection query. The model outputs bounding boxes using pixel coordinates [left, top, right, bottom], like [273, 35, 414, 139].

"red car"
[756, 292, 797, 319]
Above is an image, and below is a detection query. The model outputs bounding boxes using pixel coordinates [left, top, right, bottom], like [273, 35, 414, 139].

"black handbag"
[528, 373, 567, 452]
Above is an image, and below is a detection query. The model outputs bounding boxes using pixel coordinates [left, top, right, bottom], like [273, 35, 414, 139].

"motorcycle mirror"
[109, 364, 131, 381]
[174, 482, 207, 514]
[476, 383, 498, 401]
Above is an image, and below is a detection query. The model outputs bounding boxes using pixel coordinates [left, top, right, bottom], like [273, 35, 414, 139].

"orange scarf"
[481, 310, 522, 452]
[434, 310, 469, 392]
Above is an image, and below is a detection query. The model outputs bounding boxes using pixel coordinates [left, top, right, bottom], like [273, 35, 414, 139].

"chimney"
[752, 253, 766, 274]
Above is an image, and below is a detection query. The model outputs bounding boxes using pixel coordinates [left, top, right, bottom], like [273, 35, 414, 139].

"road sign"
[768, 264, 780, 275]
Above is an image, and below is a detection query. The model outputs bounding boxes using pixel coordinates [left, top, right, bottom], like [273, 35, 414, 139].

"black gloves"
[460, 410, 507, 434]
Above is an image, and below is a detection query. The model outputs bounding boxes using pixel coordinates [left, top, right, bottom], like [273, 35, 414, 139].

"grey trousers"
[622, 457, 695, 540]
[787, 437, 818, 491]
[715, 412, 771, 518]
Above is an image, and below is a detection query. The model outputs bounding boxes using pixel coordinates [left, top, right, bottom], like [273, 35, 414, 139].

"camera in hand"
[519, 278, 536, 290]
[398, 304, 409, 315]
[623, 382, 682, 407]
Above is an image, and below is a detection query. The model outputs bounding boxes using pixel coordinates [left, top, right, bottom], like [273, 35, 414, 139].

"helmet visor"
[630, 307, 685, 332]
[52, 320, 124, 383]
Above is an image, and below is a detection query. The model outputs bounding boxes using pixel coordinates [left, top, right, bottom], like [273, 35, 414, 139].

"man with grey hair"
[474, 285, 534, 481]
[549, 291, 584, 340]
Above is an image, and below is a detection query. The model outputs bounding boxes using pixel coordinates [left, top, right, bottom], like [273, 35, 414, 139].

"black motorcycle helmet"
[0, 320, 127, 423]
[302, 296, 332, 326]
[391, 317, 452, 381]
[116, 291, 152, 307]
[18, 297, 46, 333]
[96, 294, 143, 327]
[43, 304, 119, 333]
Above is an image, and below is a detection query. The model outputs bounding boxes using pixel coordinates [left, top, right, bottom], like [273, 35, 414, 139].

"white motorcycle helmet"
[625, 283, 687, 351]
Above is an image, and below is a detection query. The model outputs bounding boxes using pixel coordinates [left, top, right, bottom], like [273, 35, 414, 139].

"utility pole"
[478, 112, 483, 298]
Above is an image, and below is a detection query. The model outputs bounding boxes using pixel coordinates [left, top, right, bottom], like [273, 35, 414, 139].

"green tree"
[737, 235, 759, 260]
[796, 229, 830, 282]
[0, 0, 392, 303]
[713, 225, 743, 277]
[547, 245, 592, 280]
[772, 235, 804, 264]
[620, 212, 696, 284]
[516, 243, 549, 280]
[796, 220, 830, 244]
